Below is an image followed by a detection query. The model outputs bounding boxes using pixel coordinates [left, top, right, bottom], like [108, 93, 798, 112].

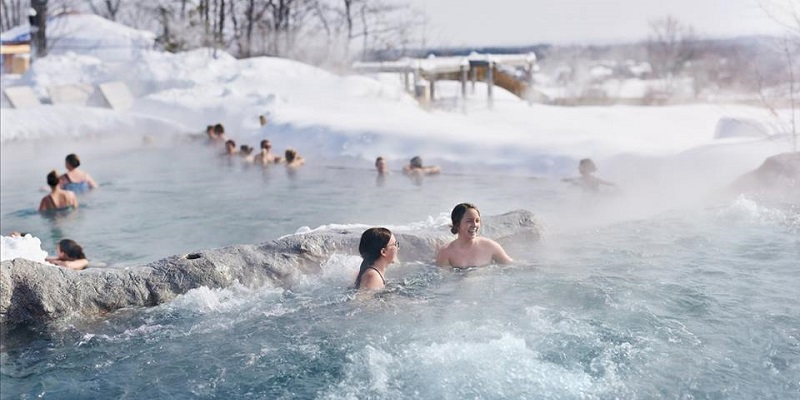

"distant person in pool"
[59, 154, 97, 193]
[403, 156, 440, 177]
[375, 157, 389, 176]
[239, 145, 255, 162]
[213, 123, 228, 142]
[354, 227, 399, 290]
[284, 148, 305, 168]
[254, 140, 282, 164]
[562, 158, 616, 193]
[45, 238, 89, 270]
[40, 170, 79, 212]
[224, 140, 237, 156]
[436, 203, 513, 268]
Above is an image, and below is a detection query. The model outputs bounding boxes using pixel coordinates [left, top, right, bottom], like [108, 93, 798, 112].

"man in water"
[562, 158, 616, 193]
[403, 156, 440, 176]
[436, 203, 513, 268]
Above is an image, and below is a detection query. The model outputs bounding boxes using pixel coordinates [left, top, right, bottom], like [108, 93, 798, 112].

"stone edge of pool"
[0, 209, 543, 325]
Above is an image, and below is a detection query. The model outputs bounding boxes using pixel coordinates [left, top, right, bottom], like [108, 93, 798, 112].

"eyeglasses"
[388, 241, 400, 249]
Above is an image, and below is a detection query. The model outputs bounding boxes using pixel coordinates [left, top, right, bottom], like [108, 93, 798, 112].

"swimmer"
[213, 123, 228, 141]
[436, 203, 513, 268]
[354, 227, 399, 290]
[45, 238, 89, 270]
[375, 156, 388, 176]
[224, 139, 237, 156]
[254, 140, 282, 164]
[59, 153, 97, 193]
[240, 145, 255, 162]
[562, 158, 616, 193]
[403, 156, 440, 176]
[40, 170, 79, 212]
[284, 148, 305, 168]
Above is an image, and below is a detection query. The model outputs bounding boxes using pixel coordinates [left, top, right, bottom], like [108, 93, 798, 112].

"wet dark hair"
[46, 170, 60, 187]
[354, 227, 392, 289]
[58, 239, 86, 260]
[260, 139, 272, 150]
[225, 139, 236, 148]
[410, 156, 423, 168]
[206, 125, 214, 132]
[240, 145, 253, 154]
[213, 123, 225, 135]
[285, 149, 297, 163]
[65, 154, 80, 168]
[450, 203, 479, 234]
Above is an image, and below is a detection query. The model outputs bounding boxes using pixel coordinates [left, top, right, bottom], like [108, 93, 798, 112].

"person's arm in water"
[487, 238, 513, 264]
[68, 192, 79, 209]
[424, 166, 440, 175]
[86, 173, 98, 189]
[51, 258, 89, 270]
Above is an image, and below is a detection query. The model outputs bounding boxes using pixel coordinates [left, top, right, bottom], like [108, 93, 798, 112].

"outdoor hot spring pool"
[1, 135, 798, 398]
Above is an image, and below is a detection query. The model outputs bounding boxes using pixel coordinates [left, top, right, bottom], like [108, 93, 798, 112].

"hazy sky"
[407, 0, 792, 46]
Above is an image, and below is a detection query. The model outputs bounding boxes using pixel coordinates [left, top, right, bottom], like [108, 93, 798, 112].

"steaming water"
[2, 136, 799, 398]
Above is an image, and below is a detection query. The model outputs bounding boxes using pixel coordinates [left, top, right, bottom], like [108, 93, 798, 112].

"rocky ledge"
[1, 210, 542, 325]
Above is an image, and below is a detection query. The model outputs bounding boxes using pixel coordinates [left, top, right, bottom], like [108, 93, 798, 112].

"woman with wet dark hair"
[354, 227, 399, 290]
[40, 170, 79, 212]
[436, 202, 512, 268]
[59, 153, 97, 193]
[45, 238, 89, 270]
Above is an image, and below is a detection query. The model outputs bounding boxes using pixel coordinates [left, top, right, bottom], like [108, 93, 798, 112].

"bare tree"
[646, 16, 697, 81]
[85, 0, 122, 21]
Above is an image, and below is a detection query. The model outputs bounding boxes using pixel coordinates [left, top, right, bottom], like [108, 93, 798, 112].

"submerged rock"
[728, 152, 800, 202]
[0, 210, 542, 325]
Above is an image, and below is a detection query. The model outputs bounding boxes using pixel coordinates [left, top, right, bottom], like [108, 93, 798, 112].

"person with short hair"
[354, 227, 399, 290]
[59, 153, 97, 193]
[403, 155, 440, 176]
[240, 144, 255, 162]
[213, 123, 228, 141]
[562, 158, 616, 193]
[254, 140, 281, 164]
[284, 148, 305, 168]
[224, 140, 237, 156]
[40, 170, 79, 212]
[375, 156, 388, 176]
[45, 239, 89, 270]
[436, 203, 513, 268]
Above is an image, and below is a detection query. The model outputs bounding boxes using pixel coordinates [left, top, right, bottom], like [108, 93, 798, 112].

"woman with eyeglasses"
[436, 202, 513, 268]
[354, 227, 399, 290]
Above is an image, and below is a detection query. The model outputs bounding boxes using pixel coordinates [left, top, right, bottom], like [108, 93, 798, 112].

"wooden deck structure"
[353, 53, 537, 109]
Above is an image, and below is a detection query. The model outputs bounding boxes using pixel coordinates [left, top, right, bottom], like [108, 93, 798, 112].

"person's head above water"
[409, 156, 423, 169]
[240, 145, 253, 155]
[359, 227, 392, 264]
[46, 170, 60, 188]
[285, 148, 298, 163]
[375, 156, 387, 173]
[579, 158, 597, 175]
[213, 123, 225, 136]
[58, 238, 86, 260]
[450, 202, 480, 235]
[65, 154, 81, 170]
[355, 227, 397, 289]
[260, 139, 272, 150]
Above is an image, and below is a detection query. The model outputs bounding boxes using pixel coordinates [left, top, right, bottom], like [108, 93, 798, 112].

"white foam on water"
[0, 234, 49, 263]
